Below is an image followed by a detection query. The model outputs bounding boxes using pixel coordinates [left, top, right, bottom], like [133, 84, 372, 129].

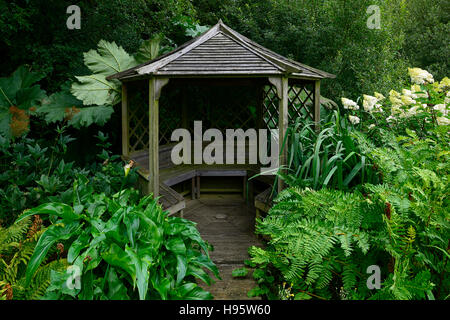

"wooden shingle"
[108, 20, 335, 81]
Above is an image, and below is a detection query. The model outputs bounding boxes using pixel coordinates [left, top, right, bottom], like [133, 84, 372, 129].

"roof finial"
[218, 19, 223, 25]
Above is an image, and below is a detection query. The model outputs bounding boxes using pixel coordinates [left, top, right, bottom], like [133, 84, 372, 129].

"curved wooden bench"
[126, 147, 274, 216]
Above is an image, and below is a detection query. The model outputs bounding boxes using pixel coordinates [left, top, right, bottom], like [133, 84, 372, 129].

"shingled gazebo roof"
[108, 20, 335, 81]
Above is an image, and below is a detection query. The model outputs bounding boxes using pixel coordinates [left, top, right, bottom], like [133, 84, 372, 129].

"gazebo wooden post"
[314, 80, 321, 131]
[121, 83, 129, 156]
[269, 76, 289, 193]
[148, 77, 169, 198]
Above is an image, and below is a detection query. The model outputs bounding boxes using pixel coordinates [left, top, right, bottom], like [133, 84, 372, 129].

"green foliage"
[16, 183, 220, 300]
[194, 0, 410, 100]
[0, 66, 46, 139]
[279, 111, 379, 192]
[249, 70, 449, 300]
[0, 128, 137, 227]
[232, 267, 249, 278]
[402, 0, 449, 80]
[0, 216, 68, 300]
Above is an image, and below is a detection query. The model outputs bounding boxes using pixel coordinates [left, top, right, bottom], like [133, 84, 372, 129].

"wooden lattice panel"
[288, 85, 315, 121]
[262, 85, 280, 129]
[262, 83, 315, 129]
[128, 82, 149, 154]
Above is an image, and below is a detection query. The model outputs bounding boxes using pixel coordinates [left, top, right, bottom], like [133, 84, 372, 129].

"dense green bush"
[280, 111, 379, 191]
[0, 128, 137, 227]
[16, 182, 219, 300]
[248, 69, 449, 300]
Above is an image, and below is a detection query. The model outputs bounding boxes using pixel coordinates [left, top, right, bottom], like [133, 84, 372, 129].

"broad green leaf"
[106, 267, 129, 300]
[83, 40, 137, 75]
[38, 91, 83, 123]
[176, 255, 187, 285]
[70, 105, 114, 128]
[25, 222, 81, 285]
[135, 36, 162, 64]
[183, 286, 213, 300]
[125, 246, 151, 300]
[71, 74, 120, 106]
[166, 237, 186, 255]
[102, 243, 135, 277]
[0, 65, 46, 138]
[67, 231, 91, 263]
[17, 202, 82, 223]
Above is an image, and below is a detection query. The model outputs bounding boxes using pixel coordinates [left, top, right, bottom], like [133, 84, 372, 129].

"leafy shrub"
[0, 128, 136, 227]
[0, 66, 46, 139]
[0, 215, 68, 300]
[16, 180, 220, 300]
[280, 111, 379, 191]
[249, 69, 449, 300]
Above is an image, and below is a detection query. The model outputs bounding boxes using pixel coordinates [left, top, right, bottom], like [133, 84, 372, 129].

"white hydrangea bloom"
[445, 92, 450, 105]
[348, 115, 360, 125]
[369, 124, 376, 129]
[389, 90, 403, 106]
[408, 67, 434, 85]
[341, 98, 359, 110]
[363, 94, 378, 112]
[439, 77, 450, 91]
[401, 95, 416, 105]
[374, 92, 385, 101]
[386, 115, 396, 122]
[402, 89, 417, 99]
[434, 104, 448, 116]
[407, 106, 421, 117]
[411, 84, 428, 98]
[436, 117, 450, 126]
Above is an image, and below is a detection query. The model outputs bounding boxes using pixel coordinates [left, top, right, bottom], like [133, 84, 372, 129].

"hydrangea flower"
[374, 92, 385, 101]
[433, 104, 448, 116]
[386, 115, 396, 122]
[436, 117, 450, 126]
[363, 94, 378, 112]
[389, 90, 403, 106]
[410, 84, 428, 98]
[439, 77, 450, 91]
[348, 115, 360, 125]
[341, 98, 359, 110]
[408, 67, 434, 85]
[401, 95, 416, 105]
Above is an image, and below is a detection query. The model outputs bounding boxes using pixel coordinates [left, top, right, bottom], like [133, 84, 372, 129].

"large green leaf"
[83, 40, 137, 75]
[38, 91, 83, 123]
[135, 36, 161, 64]
[16, 202, 83, 223]
[0, 66, 46, 138]
[25, 222, 81, 285]
[70, 105, 114, 128]
[70, 40, 138, 108]
[71, 74, 120, 106]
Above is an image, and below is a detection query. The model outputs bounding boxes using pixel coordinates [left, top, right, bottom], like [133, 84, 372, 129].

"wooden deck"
[184, 194, 263, 299]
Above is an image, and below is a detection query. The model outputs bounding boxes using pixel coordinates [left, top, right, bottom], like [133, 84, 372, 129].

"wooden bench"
[126, 147, 264, 215]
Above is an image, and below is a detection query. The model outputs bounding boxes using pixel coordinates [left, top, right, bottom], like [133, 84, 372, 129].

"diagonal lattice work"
[262, 83, 316, 129]
[262, 85, 280, 129]
[128, 82, 149, 154]
[288, 84, 315, 122]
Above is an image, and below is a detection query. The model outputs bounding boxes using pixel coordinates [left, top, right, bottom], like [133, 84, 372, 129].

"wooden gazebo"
[108, 20, 335, 215]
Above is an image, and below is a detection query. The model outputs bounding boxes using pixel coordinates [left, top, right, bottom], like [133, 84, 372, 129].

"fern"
[0, 217, 64, 300]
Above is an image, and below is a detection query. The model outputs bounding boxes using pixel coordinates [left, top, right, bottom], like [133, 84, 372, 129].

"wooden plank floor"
[183, 194, 264, 300]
